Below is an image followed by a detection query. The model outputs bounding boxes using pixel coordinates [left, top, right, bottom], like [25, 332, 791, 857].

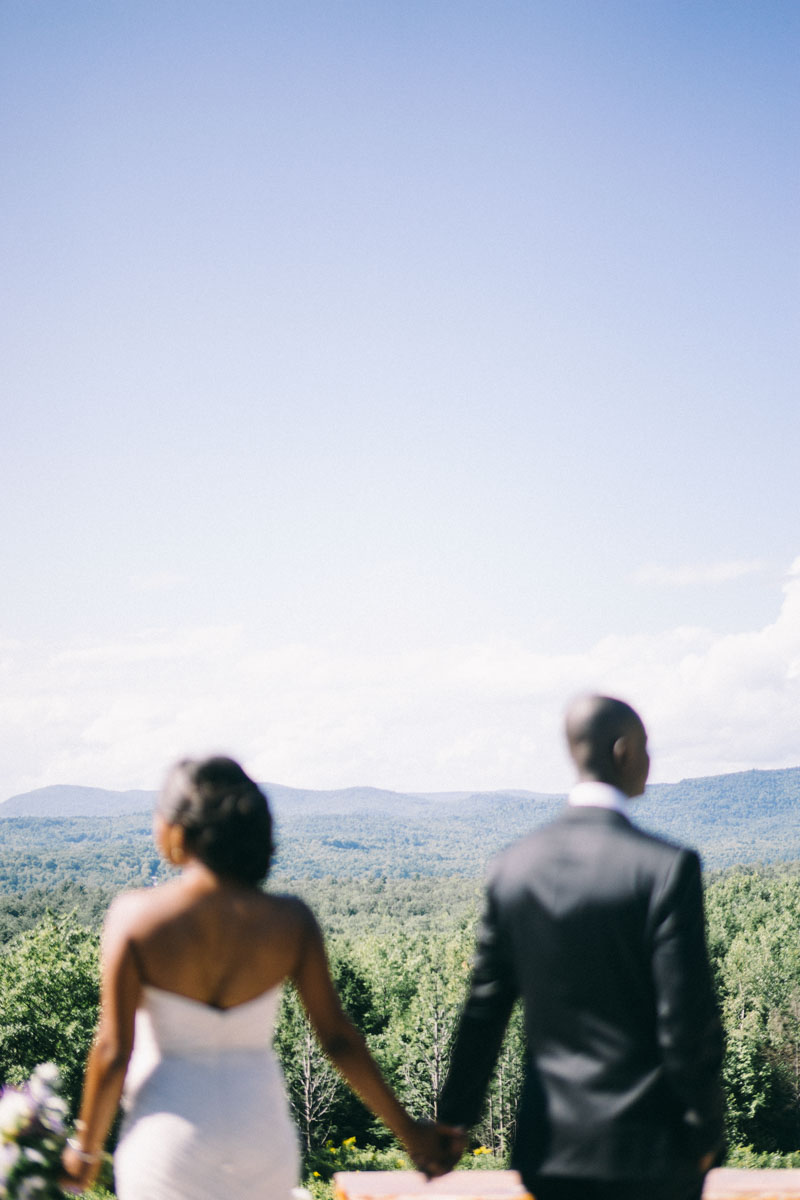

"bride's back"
[116, 879, 308, 1011]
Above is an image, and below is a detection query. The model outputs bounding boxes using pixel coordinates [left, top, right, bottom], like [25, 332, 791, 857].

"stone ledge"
[705, 1171, 800, 1199]
[333, 1171, 528, 1200]
[333, 1168, 800, 1200]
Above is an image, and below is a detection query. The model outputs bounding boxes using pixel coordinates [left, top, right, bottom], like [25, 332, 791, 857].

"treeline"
[0, 816, 160, 894]
[5, 769, 800, 893]
[0, 876, 484, 945]
[2, 865, 800, 1179]
[0, 805, 546, 890]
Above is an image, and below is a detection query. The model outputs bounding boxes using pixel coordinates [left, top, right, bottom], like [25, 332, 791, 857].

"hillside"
[0, 767, 798, 894]
[0, 784, 157, 818]
[0, 781, 505, 818]
[641, 767, 800, 863]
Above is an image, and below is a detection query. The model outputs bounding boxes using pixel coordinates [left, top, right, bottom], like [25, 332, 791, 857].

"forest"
[4, 773, 800, 1190]
[4, 764, 800, 882]
[3, 864, 800, 1195]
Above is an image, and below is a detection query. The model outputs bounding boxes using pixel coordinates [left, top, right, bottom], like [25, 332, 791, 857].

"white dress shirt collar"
[568, 780, 630, 816]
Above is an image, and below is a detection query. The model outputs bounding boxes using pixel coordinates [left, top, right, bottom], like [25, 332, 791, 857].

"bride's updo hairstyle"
[159, 756, 275, 885]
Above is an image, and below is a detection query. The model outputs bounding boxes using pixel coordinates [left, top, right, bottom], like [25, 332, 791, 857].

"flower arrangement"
[0, 1064, 69, 1200]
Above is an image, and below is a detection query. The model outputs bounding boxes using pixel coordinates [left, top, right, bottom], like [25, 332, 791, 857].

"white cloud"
[129, 572, 187, 593]
[2, 565, 800, 803]
[633, 559, 765, 587]
[52, 626, 241, 668]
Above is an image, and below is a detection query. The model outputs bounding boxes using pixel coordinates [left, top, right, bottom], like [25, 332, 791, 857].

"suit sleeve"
[650, 849, 725, 1159]
[438, 879, 518, 1128]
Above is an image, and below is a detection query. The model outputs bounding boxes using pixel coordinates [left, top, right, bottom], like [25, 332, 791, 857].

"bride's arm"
[291, 903, 461, 1176]
[62, 895, 142, 1190]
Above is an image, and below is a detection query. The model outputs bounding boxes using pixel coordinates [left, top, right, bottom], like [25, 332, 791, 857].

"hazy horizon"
[6, 760, 800, 813]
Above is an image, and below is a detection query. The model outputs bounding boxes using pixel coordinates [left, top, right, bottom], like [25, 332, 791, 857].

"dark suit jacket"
[439, 804, 724, 1185]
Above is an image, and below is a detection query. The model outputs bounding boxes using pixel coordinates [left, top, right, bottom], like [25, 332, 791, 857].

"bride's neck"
[176, 859, 252, 894]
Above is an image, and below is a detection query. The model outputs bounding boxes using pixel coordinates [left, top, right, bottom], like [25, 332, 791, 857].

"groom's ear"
[611, 734, 633, 789]
[611, 727, 649, 798]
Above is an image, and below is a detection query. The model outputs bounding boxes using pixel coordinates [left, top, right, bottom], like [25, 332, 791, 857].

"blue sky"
[2, 1, 798, 801]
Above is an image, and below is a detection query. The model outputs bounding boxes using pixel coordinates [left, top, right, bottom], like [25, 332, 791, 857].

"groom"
[436, 695, 724, 1200]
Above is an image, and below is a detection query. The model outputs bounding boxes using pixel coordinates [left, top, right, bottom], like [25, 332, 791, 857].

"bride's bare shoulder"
[260, 891, 318, 932]
[261, 890, 310, 916]
[102, 879, 184, 936]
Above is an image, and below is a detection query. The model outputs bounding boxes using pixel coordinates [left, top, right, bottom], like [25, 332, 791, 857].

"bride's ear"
[168, 828, 187, 865]
[154, 814, 187, 865]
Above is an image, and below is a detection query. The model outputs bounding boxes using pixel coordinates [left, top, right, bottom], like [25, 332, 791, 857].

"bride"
[62, 756, 452, 1198]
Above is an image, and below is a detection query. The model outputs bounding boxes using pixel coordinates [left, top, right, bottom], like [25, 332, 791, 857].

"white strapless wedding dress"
[114, 985, 300, 1200]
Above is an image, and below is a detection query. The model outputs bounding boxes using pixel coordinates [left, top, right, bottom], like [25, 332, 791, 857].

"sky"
[1, 0, 799, 803]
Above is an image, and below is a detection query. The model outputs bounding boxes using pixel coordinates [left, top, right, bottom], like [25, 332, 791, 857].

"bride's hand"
[61, 1141, 102, 1192]
[405, 1118, 467, 1178]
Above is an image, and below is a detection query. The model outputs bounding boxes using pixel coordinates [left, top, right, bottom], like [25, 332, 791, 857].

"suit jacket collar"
[558, 803, 633, 828]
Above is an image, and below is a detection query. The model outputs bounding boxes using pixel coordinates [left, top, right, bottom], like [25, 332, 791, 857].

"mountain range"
[2, 766, 800, 873]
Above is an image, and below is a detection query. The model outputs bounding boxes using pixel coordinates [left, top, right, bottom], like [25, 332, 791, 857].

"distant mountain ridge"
[4, 766, 800, 815]
[0, 784, 157, 818]
[2, 767, 800, 876]
[0, 780, 550, 819]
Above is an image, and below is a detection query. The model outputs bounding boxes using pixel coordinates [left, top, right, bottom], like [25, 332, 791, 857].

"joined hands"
[406, 1119, 467, 1179]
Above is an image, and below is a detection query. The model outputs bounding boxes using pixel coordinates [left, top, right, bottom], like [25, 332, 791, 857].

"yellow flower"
[313, 1172, 320, 1178]
[342, 1136, 357, 1148]
[473, 1146, 491, 1156]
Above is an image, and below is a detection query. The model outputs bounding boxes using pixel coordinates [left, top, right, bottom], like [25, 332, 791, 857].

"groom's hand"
[435, 1124, 467, 1174]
